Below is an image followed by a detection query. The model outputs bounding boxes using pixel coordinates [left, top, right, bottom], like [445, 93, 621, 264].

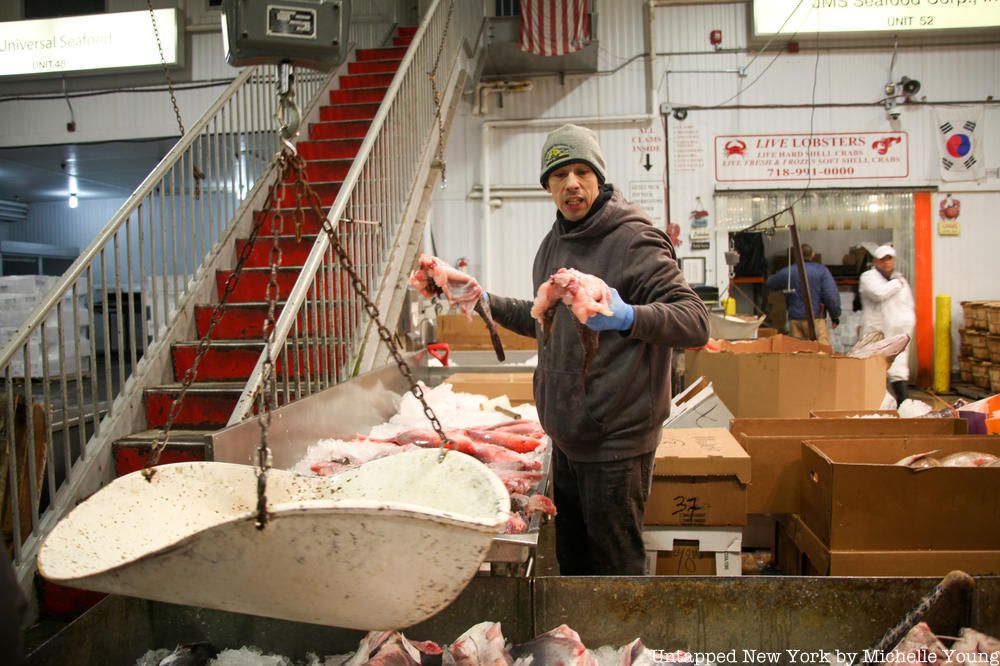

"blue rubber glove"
[586, 288, 635, 332]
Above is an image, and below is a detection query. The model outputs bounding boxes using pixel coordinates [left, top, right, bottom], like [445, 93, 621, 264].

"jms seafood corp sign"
[714, 132, 910, 182]
[0, 9, 179, 77]
[754, 0, 1000, 36]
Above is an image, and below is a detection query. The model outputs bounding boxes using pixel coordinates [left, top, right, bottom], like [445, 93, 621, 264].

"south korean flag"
[936, 106, 984, 182]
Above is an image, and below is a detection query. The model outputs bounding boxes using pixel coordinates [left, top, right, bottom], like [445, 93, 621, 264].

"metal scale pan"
[37, 449, 510, 630]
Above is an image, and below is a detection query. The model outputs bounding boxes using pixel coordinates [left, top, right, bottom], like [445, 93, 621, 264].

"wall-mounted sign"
[629, 180, 666, 229]
[0, 9, 180, 78]
[714, 132, 909, 183]
[753, 0, 1000, 37]
[937, 193, 961, 236]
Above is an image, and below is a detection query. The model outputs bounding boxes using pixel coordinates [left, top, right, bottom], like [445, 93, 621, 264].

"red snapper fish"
[409, 254, 505, 362]
[531, 268, 613, 383]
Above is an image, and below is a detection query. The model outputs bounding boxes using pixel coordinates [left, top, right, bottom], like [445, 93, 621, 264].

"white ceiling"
[0, 137, 178, 204]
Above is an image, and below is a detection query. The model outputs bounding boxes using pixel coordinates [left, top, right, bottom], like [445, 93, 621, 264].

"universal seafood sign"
[0, 9, 179, 77]
[714, 132, 909, 183]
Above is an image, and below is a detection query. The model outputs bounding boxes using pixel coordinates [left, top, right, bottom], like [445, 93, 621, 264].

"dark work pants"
[1, 556, 28, 665]
[552, 446, 655, 576]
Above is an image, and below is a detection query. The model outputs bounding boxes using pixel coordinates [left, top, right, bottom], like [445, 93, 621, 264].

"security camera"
[888, 110, 901, 121]
[672, 108, 688, 122]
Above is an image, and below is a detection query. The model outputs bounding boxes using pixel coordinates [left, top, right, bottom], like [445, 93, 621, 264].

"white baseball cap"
[873, 244, 896, 260]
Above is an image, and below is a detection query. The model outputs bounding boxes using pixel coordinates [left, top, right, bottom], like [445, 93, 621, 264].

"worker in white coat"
[860, 244, 915, 404]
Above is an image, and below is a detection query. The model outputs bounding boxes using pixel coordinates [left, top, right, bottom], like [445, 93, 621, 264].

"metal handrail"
[229, 0, 483, 423]
[1, 63, 335, 583]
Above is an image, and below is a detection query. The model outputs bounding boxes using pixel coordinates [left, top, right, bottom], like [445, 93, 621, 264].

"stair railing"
[229, 0, 483, 424]
[0, 17, 402, 583]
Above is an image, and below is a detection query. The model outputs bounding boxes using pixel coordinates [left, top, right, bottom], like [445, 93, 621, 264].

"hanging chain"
[147, 0, 184, 137]
[142, 151, 294, 480]
[281, 156, 453, 453]
[427, 0, 455, 189]
[254, 171, 287, 529]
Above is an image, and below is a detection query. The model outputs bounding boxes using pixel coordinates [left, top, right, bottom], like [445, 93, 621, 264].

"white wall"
[429, 0, 1000, 341]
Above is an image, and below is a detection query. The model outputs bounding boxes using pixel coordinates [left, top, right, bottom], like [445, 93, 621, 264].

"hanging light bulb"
[68, 193, 79, 209]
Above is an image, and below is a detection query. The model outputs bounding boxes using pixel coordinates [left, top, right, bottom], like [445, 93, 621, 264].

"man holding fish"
[414, 124, 708, 575]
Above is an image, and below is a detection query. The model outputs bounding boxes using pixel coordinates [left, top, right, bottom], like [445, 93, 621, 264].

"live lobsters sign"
[714, 132, 909, 183]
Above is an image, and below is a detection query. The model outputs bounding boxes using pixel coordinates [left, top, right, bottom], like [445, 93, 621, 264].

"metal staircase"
[2, 0, 485, 613]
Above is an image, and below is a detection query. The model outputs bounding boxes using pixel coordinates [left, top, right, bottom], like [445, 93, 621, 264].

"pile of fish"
[294, 383, 555, 534]
[409, 254, 505, 362]
[875, 622, 1000, 666]
[895, 450, 1000, 470]
[530, 268, 613, 382]
[140, 622, 1000, 666]
[138, 622, 665, 665]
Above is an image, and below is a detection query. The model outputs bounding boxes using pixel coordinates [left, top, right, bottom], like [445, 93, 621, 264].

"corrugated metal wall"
[430, 0, 1000, 333]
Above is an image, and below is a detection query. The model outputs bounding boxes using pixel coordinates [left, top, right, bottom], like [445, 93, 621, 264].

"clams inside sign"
[714, 132, 909, 183]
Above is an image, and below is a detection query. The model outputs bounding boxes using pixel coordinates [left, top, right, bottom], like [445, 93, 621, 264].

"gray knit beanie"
[539, 124, 607, 187]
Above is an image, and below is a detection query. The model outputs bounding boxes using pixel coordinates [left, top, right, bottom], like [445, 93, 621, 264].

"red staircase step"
[348, 60, 401, 75]
[275, 181, 341, 207]
[330, 87, 387, 105]
[144, 385, 247, 428]
[309, 120, 370, 140]
[393, 36, 413, 47]
[319, 103, 380, 121]
[216, 266, 354, 303]
[195, 302, 336, 340]
[286, 159, 352, 183]
[253, 208, 326, 236]
[113, 431, 210, 477]
[398, 26, 417, 37]
[340, 73, 394, 89]
[297, 138, 362, 161]
[171, 341, 345, 381]
[235, 235, 318, 267]
[356, 46, 407, 61]
[216, 266, 310, 302]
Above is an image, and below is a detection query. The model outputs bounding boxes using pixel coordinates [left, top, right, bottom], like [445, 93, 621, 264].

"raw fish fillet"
[483, 419, 547, 439]
[883, 622, 949, 665]
[938, 451, 998, 467]
[450, 622, 513, 666]
[465, 429, 544, 453]
[850, 332, 909, 361]
[530, 268, 613, 382]
[409, 254, 505, 361]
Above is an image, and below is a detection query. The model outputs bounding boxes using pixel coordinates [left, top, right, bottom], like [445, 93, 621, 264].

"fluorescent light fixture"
[68, 193, 79, 209]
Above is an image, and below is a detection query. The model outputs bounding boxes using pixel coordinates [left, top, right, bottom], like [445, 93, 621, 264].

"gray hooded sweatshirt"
[488, 185, 710, 462]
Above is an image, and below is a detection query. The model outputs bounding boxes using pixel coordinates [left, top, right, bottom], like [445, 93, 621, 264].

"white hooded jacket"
[859, 267, 916, 336]
[859, 266, 915, 381]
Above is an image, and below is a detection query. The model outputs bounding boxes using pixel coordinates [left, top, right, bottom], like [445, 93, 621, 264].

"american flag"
[519, 0, 591, 57]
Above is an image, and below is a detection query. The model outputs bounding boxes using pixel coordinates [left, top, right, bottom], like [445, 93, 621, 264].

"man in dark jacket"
[765, 243, 841, 346]
[487, 124, 710, 575]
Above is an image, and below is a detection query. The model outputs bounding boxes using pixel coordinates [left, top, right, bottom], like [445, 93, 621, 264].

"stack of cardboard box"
[958, 301, 999, 392]
[727, 415, 1000, 576]
[643, 428, 750, 576]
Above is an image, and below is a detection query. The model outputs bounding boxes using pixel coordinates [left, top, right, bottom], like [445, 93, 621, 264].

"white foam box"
[643, 526, 742, 576]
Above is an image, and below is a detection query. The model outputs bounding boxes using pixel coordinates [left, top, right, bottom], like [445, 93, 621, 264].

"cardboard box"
[437, 314, 536, 351]
[800, 437, 1000, 551]
[444, 372, 534, 405]
[779, 513, 1000, 576]
[731, 417, 968, 514]
[809, 410, 898, 418]
[685, 335, 887, 418]
[643, 527, 742, 576]
[646, 428, 750, 526]
[663, 377, 734, 429]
